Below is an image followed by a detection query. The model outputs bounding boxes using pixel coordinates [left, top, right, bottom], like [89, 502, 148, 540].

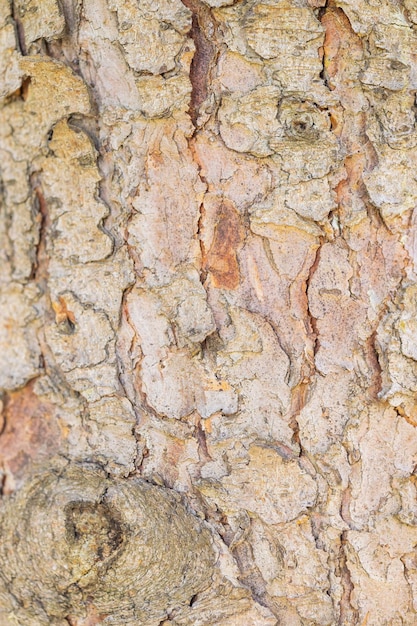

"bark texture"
[1, 0, 417, 624]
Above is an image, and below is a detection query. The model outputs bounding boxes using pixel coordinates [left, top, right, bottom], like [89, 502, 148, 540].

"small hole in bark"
[390, 59, 407, 71]
[65, 501, 123, 561]
[20, 76, 31, 101]
[294, 121, 307, 132]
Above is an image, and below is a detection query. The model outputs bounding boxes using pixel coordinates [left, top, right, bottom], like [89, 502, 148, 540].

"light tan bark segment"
[1, 0, 417, 625]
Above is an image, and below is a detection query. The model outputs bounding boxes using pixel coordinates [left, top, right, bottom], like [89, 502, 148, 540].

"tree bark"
[1, 0, 417, 624]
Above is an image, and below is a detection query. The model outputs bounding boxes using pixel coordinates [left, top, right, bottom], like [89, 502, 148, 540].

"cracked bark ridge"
[2, 0, 417, 624]
[0, 463, 215, 626]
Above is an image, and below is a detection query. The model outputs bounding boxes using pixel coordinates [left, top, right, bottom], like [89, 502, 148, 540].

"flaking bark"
[1, 1, 417, 625]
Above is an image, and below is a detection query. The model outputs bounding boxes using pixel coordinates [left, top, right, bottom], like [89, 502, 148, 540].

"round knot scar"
[0, 464, 215, 625]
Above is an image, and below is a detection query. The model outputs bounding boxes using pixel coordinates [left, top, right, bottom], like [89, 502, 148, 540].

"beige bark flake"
[136, 73, 192, 118]
[243, 4, 323, 62]
[2, 0, 417, 623]
[0, 285, 41, 390]
[12, 57, 90, 153]
[36, 120, 113, 264]
[49, 247, 134, 328]
[85, 397, 137, 476]
[216, 50, 264, 94]
[218, 86, 281, 157]
[199, 444, 317, 525]
[0, 12, 22, 98]
[13, 0, 65, 47]
[108, 0, 191, 74]
[45, 295, 114, 372]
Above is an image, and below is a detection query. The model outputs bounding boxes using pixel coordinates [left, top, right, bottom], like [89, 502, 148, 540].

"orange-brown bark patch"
[335, 152, 366, 213]
[204, 200, 242, 290]
[66, 606, 108, 626]
[321, 7, 363, 91]
[0, 381, 61, 490]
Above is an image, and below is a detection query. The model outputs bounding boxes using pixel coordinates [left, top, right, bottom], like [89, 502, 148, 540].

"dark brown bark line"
[223, 523, 285, 622]
[195, 418, 212, 464]
[5, 75, 31, 104]
[59, 0, 82, 37]
[305, 241, 323, 362]
[287, 381, 308, 450]
[181, 0, 218, 127]
[394, 404, 417, 429]
[28, 174, 50, 286]
[116, 291, 167, 478]
[179, 0, 218, 302]
[0, 393, 7, 439]
[197, 199, 208, 284]
[177, 0, 225, 297]
[40, 0, 84, 75]
[11, 0, 27, 55]
[175, 28, 216, 452]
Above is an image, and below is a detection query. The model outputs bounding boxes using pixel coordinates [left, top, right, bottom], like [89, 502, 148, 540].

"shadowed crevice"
[181, 0, 218, 126]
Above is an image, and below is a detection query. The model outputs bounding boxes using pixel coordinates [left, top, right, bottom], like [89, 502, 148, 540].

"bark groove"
[1, 0, 417, 624]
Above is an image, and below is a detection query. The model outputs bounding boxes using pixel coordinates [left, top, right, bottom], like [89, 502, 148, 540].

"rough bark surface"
[0, 0, 417, 625]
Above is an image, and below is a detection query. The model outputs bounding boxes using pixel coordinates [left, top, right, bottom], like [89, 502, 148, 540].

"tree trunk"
[1, 0, 417, 624]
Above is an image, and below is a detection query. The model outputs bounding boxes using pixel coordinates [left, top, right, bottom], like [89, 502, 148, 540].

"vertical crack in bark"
[0, 391, 9, 495]
[223, 522, 292, 622]
[181, 0, 218, 127]
[28, 175, 91, 419]
[28, 176, 55, 380]
[55, 9, 142, 465]
[0, 392, 7, 439]
[317, 14, 376, 621]
[289, 238, 322, 450]
[114, 294, 151, 476]
[197, 200, 208, 285]
[364, 331, 383, 400]
[305, 241, 322, 362]
[195, 418, 212, 464]
[29, 174, 50, 288]
[318, 0, 330, 91]
[180, 0, 220, 295]
[11, 1, 27, 55]
[288, 381, 308, 450]
[320, 3, 409, 422]
[338, 531, 359, 626]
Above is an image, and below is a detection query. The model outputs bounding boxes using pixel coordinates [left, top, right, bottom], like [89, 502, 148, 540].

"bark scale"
[1, 0, 417, 625]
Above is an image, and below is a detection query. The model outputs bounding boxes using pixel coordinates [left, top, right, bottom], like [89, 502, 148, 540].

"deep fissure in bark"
[181, 0, 218, 126]
[29, 174, 50, 285]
